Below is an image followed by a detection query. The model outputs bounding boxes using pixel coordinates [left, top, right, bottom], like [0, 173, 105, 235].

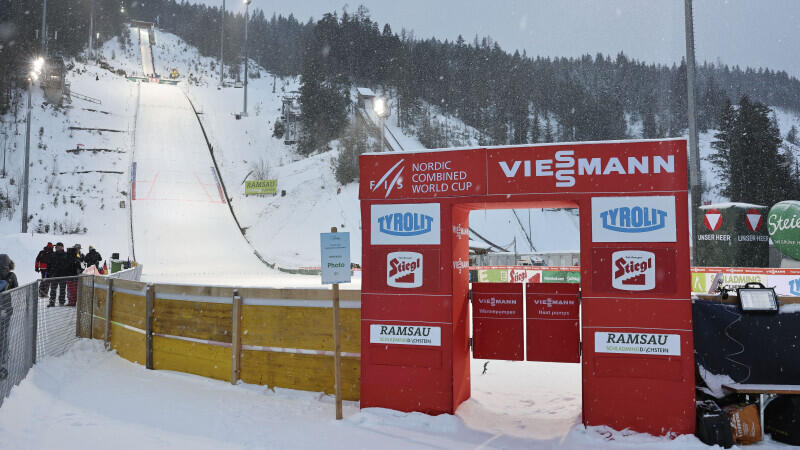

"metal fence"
[0, 266, 142, 407]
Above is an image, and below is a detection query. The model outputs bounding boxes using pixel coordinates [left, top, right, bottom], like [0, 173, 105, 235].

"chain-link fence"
[0, 266, 142, 407]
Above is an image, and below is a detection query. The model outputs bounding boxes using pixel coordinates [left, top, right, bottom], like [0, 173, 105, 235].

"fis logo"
[387, 252, 423, 288]
[789, 278, 800, 296]
[369, 159, 405, 198]
[600, 207, 668, 233]
[612, 250, 656, 291]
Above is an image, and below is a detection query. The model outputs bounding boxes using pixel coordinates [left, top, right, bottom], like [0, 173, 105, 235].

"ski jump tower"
[131, 20, 157, 78]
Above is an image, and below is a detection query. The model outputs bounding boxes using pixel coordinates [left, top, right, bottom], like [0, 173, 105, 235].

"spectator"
[65, 245, 84, 307]
[84, 245, 102, 270]
[0, 254, 18, 381]
[35, 242, 53, 297]
[48, 243, 70, 307]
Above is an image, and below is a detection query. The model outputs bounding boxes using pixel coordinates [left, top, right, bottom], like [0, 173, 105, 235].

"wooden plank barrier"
[108, 279, 148, 365]
[87, 280, 363, 401]
[151, 284, 234, 382]
[237, 287, 361, 401]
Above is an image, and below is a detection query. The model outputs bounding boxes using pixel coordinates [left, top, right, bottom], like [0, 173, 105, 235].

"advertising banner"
[767, 200, 800, 261]
[526, 283, 580, 363]
[472, 283, 524, 361]
[696, 204, 769, 267]
[245, 179, 277, 195]
[591, 196, 677, 243]
[370, 203, 441, 245]
[690, 267, 800, 296]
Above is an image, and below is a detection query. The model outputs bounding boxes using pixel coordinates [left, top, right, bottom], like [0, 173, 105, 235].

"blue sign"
[320, 232, 351, 284]
[600, 207, 668, 233]
[377, 212, 434, 236]
[790, 278, 800, 296]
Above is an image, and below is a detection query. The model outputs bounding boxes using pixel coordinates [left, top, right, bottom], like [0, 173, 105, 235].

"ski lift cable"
[511, 209, 536, 252]
[468, 227, 509, 252]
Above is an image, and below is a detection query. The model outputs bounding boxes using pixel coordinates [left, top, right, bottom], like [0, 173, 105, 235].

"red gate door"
[471, 282, 524, 360]
[526, 283, 580, 363]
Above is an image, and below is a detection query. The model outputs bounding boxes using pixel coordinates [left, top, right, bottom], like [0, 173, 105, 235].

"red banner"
[472, 283, 524, 361]
[359, 149, 487, 200]
[526, 283, 580, 363]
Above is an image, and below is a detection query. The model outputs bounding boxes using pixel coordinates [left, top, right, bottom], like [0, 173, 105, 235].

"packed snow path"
[132, 83, 273, 284]
[139, 28, 155, 77]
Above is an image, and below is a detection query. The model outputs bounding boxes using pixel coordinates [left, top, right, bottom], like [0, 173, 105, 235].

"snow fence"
[83, 280, 361, 400]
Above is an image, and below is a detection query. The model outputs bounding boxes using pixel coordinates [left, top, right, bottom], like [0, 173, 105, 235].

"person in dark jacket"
[48, 243, 71, 306]
[0, 254, 18, 380]
[35, 242, 53, 297]
[84, 246, 102, 270]
[65, 245, 85, 306]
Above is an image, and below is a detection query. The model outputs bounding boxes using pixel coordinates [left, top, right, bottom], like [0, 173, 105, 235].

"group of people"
[34, 242, 103, 307]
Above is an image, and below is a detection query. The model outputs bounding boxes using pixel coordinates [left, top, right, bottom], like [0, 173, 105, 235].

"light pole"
[219, 0, 225, 87]
[373, 96, 390, 152]
[684, 0, 702, 264]
[41, 0, 47, 52]
[88, 0, 94, 59]
[242, 0, 251, 116]
[23, 57, 44, 233]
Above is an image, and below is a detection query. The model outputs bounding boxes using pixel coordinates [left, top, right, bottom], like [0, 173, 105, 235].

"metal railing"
[0, 266, 142, 407]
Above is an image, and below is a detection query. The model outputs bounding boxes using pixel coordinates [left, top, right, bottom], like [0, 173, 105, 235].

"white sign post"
[320, 227, 350, 420]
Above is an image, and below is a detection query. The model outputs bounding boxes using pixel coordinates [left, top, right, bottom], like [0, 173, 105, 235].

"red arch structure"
[358, 139, 694, 435]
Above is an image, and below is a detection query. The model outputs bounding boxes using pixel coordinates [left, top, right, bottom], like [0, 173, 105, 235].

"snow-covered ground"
[0, 340, 742, 450]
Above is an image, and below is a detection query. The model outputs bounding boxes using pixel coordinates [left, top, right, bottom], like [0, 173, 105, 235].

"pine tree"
[642, 110, 658, 139]
[709, 96, 796, 206]
[787, 125, 798, 145]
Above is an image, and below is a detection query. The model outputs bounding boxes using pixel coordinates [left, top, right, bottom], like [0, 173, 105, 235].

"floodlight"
[32, 57, 44, 73]
[373, 97, 389, 118]
[30, 71, 38, 81]
[737, 282, 779, 312]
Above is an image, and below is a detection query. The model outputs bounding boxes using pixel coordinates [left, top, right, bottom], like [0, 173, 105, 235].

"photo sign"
[245, 179, 278, 195]
[320, 232, 351, 284]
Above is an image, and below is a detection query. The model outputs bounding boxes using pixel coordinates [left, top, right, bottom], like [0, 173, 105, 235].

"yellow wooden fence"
[83, 278, 361, 400]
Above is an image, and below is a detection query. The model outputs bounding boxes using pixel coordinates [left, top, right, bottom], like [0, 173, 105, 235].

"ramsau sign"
[359, 139, 693, 436]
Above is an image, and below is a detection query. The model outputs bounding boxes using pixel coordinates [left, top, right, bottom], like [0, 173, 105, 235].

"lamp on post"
[372, 96, 390, 152]
[23, 57, 45, 233]
[242, 0, 251, 116]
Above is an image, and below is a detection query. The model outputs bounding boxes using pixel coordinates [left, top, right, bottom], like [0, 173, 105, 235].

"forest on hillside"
[3, 1, 800, 149]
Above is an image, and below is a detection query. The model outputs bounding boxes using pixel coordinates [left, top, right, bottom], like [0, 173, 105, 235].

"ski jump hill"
[132, 84, 272, 284]
[132, 21, 157, 77]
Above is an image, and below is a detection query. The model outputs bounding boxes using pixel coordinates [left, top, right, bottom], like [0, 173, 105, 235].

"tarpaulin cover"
[693, 301, 800, 385]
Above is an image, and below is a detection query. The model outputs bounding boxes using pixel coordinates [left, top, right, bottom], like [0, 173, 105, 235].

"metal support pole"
[243, 1, 249, 116]
[104, 278, 113, 350]
[88, 0, 95, 59]
[145, 283, 154, 369]
[21, 81, 32, 233]
[41, 0, 47, 53]
[231, 289, 242, 384]
[380, 117, 385, 152]
[685, 0, 702, 264]
[219, 0, 225, 86]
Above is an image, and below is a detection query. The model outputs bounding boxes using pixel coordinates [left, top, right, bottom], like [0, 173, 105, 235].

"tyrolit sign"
[595, 332, 681, 356]
[369, 324, 441, 346]
[768, 201, 800, 260]
[370, 203, 440, 245]
[591, 196, 676, 242]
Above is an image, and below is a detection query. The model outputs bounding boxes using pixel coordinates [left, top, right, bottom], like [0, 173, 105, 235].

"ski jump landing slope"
[132, 83, 272, 284]
[139, 27, 155, 76]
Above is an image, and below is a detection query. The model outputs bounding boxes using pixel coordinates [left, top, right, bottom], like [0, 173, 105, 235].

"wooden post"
[145, 283, 154, 369]
[231, 289, 242, 385]
[104, 278, 114, 350]
[331, 226, 343, 420]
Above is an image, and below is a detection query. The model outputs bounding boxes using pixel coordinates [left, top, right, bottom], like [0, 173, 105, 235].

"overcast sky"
[204, 0, 800, 78]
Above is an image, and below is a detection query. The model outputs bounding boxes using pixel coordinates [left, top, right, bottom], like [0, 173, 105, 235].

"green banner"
[695, 205, 769, 267]
[245, 179, 278, 195]
[542, 270, 580, 283]
[477, 269, 508, 282]
[768, 200, 800, 261]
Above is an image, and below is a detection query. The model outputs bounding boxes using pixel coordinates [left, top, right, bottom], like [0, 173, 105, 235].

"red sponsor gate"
[359, 140, 694, 436]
